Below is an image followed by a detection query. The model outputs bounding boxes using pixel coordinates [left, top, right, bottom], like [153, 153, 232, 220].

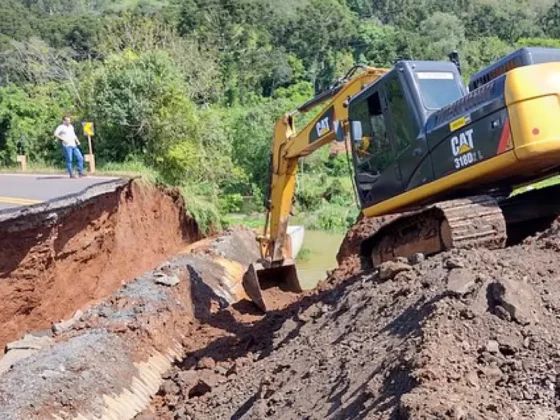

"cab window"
[415, 71, 463, 110]
[385, 74, 418, 155]
[350, 90, 394, 202]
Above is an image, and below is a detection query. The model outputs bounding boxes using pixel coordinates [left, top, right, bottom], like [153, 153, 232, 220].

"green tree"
[284, 0, 357, 92]
[419, 12, 465, 60]
[0, 0, 39, 50]
[0, 83, 74, 164]
[82, 51, 200, 168]
[466, 0, 542, 43]
[462, 36, 514, 78]
[542, 0, 560, 38]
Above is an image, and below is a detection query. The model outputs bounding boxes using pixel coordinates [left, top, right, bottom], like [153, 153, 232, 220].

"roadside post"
[82, 121, 95, 174]
[16, 140, 26, 172]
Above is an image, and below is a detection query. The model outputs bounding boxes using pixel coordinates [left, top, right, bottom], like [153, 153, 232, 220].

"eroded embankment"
[0, 179, 200, 348]
[0, 226, 285, 419]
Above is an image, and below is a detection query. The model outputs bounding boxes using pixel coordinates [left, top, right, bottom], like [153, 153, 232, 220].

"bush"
[180, 183, 222, 235]
[218, 193, 243, 213]
[325, 153, 350, 177]
[306, 203, 358, 232]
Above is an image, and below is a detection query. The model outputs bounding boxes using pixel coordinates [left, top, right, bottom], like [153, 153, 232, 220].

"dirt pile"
[150, 220, 560, 419]
[0, 179, 200, 348]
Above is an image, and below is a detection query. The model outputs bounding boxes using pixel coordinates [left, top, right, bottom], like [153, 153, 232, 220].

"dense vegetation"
[1, 0, 560, 231]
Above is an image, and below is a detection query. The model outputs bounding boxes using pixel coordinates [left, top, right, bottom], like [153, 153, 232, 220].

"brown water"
[296, 230, 345, 290]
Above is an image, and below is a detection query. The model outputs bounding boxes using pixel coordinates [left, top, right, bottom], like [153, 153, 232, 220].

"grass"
[0, 162, 63, 174]
[223, 213, 265, 230]
[179, 184, 223, 235]
[512, 174, 560, 196]
[96, 161, 161, 184]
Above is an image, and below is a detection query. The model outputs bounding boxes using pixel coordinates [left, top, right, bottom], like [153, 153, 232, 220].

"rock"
[394, 272, 414, 284]
[483, 365, 503, 383]
[72, 310, 84, 321]
[466, 371, 480, 390]
[6, 334, 54, 352]
[154, 272, 181, 287]
[197, 357, 216, 370]
[135, 413, 158, 420]
[445, 258, 465, 269]
[409, 253, 425, 265]
[493, 305, 512, 322]
[488, 278, 538, 325]
[460, 309, 475, 320]
[446, 269, 477, 297]
[226, 362, 238, 377]
[486, 403, 499, 412]
[29, 329, 54, 338]
[486, 340, 500, 354]
[98, 307, 111, 318]
[378, 261, 412, 281]
[52, 318, 77, 335]
[161, 380, 180, 396]
[177, 370, 198, 386]
[497, 338, 518, 356]
[298, 306, 321, 323]
[0, 349, 36, 375]
[215, 365, 228, 376]
[188, 380, 212, 398]
[187, 373, 221, 399]
[449, 404, 467, 419]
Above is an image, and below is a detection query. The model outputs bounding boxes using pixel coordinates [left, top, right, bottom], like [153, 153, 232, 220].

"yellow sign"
[449, 116, 467, 132]
[83, 122, 94, 136]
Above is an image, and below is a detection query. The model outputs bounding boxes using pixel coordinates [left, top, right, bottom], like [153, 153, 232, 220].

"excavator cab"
[349, 60, 467, 208]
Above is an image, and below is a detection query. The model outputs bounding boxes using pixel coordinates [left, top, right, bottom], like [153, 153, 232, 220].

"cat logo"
[450, 129, 474, 156]
[451, 128, 479, 169]
[316, 117, 330, 137]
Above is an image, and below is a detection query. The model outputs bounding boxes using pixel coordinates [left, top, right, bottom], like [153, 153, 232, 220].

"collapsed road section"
[0, 224, 295, 419]
[0, 179, 201, 349]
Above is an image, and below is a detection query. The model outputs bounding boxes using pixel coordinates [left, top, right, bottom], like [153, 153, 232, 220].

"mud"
[0, 179, 200, 348]
[150, 219, 560, 419]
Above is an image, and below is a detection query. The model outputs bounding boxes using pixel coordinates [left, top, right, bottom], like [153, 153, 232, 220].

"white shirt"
[54, 124, 78, 147]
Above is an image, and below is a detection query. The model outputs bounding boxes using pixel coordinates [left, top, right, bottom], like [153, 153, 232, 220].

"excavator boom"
[243, 66, 387, 310]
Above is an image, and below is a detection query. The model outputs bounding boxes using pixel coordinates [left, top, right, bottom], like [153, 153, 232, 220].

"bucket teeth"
[243, 263, 267, 312]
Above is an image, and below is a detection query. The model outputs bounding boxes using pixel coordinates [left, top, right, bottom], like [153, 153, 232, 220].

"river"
[296, 230, 345, 290]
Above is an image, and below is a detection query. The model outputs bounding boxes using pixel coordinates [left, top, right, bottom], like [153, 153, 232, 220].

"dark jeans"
[63, 145, 84, 176]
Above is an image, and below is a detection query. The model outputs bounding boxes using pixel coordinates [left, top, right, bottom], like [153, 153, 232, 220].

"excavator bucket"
[242, 260, 301, 312]
[242, 225, 305, 312]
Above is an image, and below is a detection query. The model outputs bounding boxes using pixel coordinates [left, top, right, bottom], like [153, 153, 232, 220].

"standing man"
[54, 115, 85, 178]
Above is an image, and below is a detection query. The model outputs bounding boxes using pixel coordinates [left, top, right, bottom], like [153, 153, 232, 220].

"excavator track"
[338, 195, 507, 267]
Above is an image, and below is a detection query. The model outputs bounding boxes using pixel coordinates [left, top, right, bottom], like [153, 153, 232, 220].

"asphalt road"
[0, 173, 120, 210]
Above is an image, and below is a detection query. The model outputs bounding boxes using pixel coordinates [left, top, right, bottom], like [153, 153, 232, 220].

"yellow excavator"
[243, 47, 560, 311]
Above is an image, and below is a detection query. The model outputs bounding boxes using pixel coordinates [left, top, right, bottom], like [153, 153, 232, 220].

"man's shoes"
[78, 173, 87, 178]
[69, 174, 76, 179]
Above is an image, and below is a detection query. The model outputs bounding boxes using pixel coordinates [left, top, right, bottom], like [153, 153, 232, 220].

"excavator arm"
[243, 66, 387, 310]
